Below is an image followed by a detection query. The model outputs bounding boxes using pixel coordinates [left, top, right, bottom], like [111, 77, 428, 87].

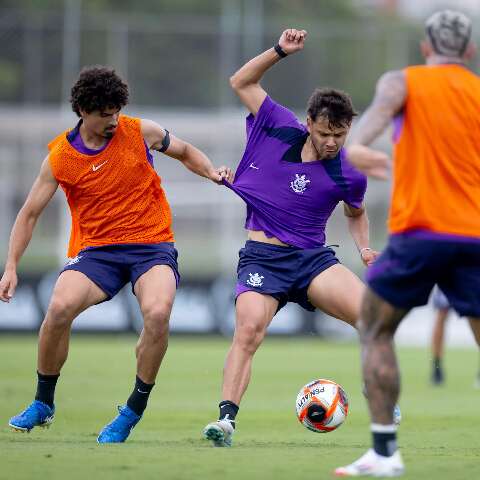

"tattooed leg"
[360, 288, 409, 424]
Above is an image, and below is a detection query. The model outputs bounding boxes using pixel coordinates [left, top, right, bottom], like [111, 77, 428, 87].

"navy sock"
[126, 376, 154, 416]
[218, 400, 239, 428]
[35, 371, 59, 408]
[372, 425, 397, 457]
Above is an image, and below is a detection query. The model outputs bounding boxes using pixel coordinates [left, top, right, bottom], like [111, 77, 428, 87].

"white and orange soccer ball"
[296, 379, 349, 433]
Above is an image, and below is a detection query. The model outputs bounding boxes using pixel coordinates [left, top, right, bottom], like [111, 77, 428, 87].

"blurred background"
[0, 0, 479, 344]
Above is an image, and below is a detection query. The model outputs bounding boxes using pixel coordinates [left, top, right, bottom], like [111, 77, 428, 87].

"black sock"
[372, 427, 397, 457]
[218, 400, 239, 428]
[126, 376, 154, 416]
[35, 371, 59, 408]
[433, 357, 442, 370]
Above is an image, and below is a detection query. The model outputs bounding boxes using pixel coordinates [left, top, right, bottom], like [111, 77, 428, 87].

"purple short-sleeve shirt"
[224, 96, 367, 249]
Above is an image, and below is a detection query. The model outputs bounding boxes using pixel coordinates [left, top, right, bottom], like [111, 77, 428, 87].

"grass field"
[0, 335, 479, 479]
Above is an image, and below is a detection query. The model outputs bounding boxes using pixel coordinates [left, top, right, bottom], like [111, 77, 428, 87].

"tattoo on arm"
[349, 70, 407, 146]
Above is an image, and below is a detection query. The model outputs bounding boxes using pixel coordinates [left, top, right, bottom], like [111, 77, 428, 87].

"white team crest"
[246, 272, 264, 287]
[290, 173, 311, 193]
[66, 255, 83, 266]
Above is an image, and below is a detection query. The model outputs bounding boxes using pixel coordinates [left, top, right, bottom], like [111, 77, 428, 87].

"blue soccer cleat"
[97, 405, 141, 443]
[9, 400, 55, 432]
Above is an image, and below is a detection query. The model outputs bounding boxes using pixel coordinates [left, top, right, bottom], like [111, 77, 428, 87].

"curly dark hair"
[307, 88, 357, 128]
[70, 66, 129, 116]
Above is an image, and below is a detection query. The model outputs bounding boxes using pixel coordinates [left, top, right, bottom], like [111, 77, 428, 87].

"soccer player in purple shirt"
[203, 28, 390, 447]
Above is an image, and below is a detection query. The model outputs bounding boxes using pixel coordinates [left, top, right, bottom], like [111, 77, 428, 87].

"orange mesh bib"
[389, 65, 480, 238]
[48, 115, 174, 257]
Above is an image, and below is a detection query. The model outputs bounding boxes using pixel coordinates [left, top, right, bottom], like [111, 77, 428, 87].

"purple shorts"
[236, 240, 339, 312]
[61, 243, 180, 300]
[367, 234, 480, 317]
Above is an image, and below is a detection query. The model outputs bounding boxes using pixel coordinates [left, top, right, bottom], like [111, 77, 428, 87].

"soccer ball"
[296, 379, 349, 433]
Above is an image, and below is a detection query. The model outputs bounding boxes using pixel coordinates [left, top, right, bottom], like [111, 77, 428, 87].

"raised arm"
[230, 28, 307, 115]
[141, 119, 233, 184]
[0, 156, 59, 302]
[349, 70, 407, 146]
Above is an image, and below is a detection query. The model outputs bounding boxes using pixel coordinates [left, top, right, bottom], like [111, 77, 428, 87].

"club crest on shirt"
[66, 255, 83, 266]
[290, 173, 311, 194]
[246, 272, 264, 287]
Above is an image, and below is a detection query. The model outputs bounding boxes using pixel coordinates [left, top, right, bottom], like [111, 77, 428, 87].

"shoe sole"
[203, 424, 230, 447]
[96, 438, 126, 444]
[96, 434, 129, 444]
[9, 415, 54, 433]
[334, 467, 405, 477]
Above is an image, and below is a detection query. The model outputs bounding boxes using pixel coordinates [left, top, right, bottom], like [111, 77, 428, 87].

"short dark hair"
[70, 66, 129, 116]
[307, 88, 357, 128]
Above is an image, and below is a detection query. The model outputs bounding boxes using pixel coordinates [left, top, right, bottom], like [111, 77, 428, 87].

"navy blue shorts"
[367, 235, 480, 317]
[61, 243, 180, 300]
[236, 240, 339, 312]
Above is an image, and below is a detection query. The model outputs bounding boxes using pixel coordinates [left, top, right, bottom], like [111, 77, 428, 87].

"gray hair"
[425, 10, 472, 57]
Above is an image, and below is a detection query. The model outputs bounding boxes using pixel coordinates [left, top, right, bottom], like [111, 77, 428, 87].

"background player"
[430, 286, 451, 385]
[0, 66, 231, 443]
[335, 10, 480, 477]
[430, 286, 480, 387]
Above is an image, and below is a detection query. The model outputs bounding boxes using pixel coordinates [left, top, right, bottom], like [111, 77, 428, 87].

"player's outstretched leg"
[9, 400, 55, 432]
[10, 271, 108, 435]
[97, 405, 141, 443]
[203, 292, 278, 447]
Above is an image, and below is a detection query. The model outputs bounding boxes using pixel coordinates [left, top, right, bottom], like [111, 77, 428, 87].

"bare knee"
[43, 296, 77, 332]
[142, 302, 172, 342]
[234, 314, 267, 354]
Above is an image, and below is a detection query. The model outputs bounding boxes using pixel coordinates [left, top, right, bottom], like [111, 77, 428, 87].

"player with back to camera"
[335, 10, 480, 477]
[202, 28, 399, 448]
[0, 65, 232, 443]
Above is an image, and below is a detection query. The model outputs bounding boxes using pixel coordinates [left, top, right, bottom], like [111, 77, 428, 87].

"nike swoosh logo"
[137, 389, 149, 394]
[249, 163, 259, 170]
[92, 160, 108, 172]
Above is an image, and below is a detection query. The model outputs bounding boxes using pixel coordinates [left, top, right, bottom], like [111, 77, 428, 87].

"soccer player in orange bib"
[335, 10, 480, 477]
[0, 66, 232, 443]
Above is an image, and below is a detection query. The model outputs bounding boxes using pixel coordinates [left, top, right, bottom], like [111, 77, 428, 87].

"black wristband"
[159, 128, 170, 153]
[274, 43, 288, 58]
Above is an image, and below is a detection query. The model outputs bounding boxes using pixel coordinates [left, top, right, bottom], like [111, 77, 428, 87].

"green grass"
[0, 335, 479, 479]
